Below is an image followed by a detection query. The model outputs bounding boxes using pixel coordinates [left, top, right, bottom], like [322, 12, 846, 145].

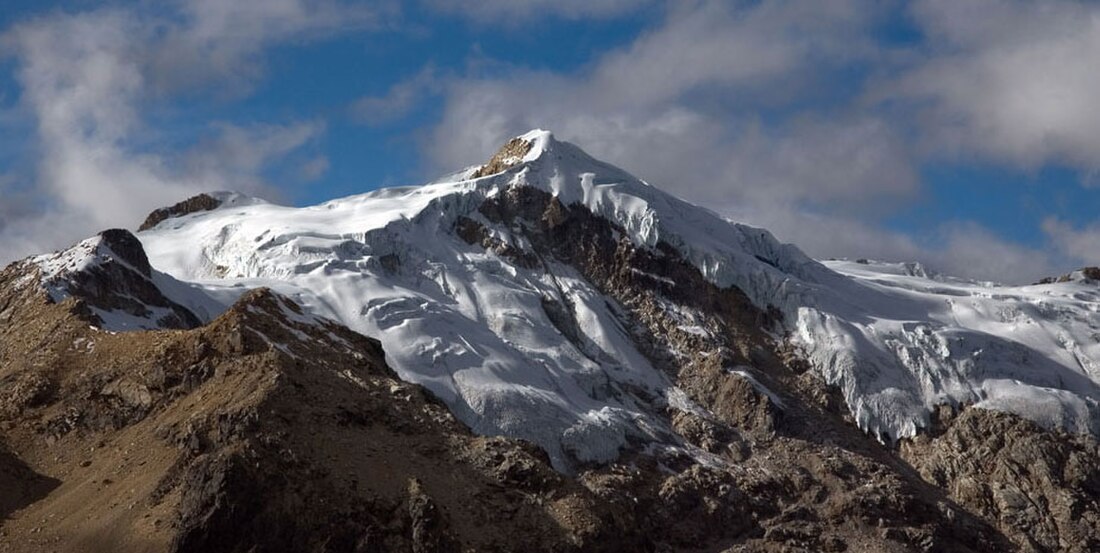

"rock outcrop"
[1036, 266, 1100, 285]
[902, 407, 1100, 553]
[471, 137, 534, 178]
[138, 193, 222, 232]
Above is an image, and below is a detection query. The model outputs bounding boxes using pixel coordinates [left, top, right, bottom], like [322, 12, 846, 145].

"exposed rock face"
[471, 137, 534, 178]
[138, 193, 222, 232]
[901, 407, 1100, 553]
[464, 185, 1018, 551]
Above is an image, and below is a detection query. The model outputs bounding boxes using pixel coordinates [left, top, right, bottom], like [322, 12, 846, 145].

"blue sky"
[0, 0, 1099, 283]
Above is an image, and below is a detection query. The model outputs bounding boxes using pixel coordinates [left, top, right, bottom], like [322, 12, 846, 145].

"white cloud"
[0, 1, 374, 264]
[6, 9, 196, 235]
[0, 0, 1091, 287]
[587, 0, 874, 108]
[425, 1, 942, 269]
[299, 156, 331, 182]
[932, 222, 1058, 284]
[183, 121, 327, 192]
[732, 204, 1058, 284]
[886, 0, 1100, 170]
[719, 116, 919, 211]
[150, 0, 385, 94]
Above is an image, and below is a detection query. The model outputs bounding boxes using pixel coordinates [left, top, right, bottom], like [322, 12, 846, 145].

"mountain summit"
[2, 130, 1099, 551]
[140, 130, 1100, 461]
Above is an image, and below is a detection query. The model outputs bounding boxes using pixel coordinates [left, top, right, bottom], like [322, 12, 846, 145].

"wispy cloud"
[0, 0, 380, 264]
[424, 0, 652, 22]
[352, 65, 441, 125]
[1042, 218, 1100, 268]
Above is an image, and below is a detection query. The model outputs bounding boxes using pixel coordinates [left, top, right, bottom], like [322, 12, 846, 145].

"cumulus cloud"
[0, 1, 375, 264]
[887, 0, 1100, 171]
[718, 116, 919, 212]
[1, 0, 1093, 285]
[425, 1, 953, 270]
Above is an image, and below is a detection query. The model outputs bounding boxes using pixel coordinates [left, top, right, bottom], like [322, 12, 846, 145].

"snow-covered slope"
[818, 259, 1100, 437]
[135, 129, 1100, 466]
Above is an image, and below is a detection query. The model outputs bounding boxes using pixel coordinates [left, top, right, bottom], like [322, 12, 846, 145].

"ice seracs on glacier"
[135, 129, 1100, 467]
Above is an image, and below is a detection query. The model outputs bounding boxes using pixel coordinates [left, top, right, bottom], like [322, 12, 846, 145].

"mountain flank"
[2, 131, 1100, 551]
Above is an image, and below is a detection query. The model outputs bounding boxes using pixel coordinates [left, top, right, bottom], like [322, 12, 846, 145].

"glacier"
[127, 129, 1100, 466]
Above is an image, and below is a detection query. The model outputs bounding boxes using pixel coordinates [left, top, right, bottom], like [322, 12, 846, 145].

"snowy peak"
[470, 129, 552, 178]
[475, 130, 822, 291]
[128, 128, 1100, 464]
[7, 128, 1100, 552]
[34, 229, 152, 284]
[20, 229, 216, 331]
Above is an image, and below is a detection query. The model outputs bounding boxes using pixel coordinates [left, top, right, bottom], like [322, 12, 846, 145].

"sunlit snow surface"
[819, 259, 1100, 438]
[137, 130, 1100, 465]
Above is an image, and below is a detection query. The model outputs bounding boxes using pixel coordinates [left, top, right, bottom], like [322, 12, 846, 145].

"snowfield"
[819, 259, 1100, 438]
[124, 130, 1100, 466]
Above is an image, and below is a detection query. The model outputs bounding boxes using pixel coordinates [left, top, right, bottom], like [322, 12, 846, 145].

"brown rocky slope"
[0, 237, 638, 552]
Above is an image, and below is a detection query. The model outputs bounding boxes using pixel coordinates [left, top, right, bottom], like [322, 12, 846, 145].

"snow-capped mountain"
[7, 129, 1100, 552]
[125, 129, 1100, 469]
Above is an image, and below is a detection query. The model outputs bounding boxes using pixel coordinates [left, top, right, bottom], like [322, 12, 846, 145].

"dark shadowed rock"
[98, 228, 153, 276]
[138, 193, 222, 232]
[35, 229, 202, 329]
